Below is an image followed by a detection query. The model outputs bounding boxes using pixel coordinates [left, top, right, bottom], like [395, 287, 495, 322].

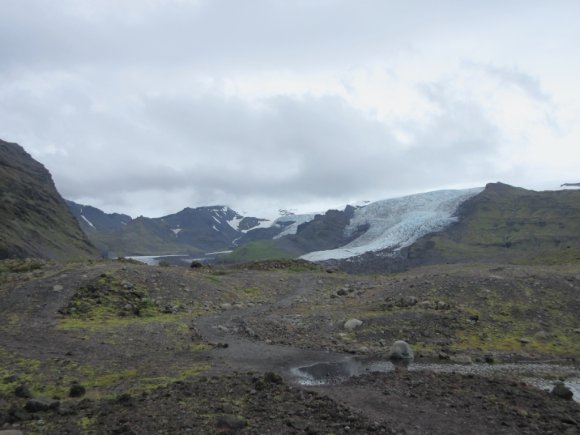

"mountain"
[223, 188, 482, 263]
[64, 181, 580, 270]
[67, 203, 271, 257]
[66, 200, 131, 233]
[300, 188, 483, 262]
[329, 182, 580, 272]
[0, 139, 98, 260]
[405, 182, 580, 265]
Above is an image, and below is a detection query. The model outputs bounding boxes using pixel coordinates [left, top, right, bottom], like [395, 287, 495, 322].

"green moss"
[59, 271, 163, 325]
[129, 363, 211, 394]
[79, 416, 96, 432]
[222, 240, 295, 263]
[57, 312, 189, 331]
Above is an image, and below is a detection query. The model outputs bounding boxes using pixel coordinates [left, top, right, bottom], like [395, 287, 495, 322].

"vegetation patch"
[58, 272, 159, 320]
[222, 240, 295, 263]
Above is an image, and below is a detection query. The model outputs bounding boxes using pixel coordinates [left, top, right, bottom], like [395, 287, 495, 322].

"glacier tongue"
[301, 187, 483, 262]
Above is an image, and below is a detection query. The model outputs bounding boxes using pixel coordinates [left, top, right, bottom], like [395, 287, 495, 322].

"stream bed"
[291, 357, 580, 402]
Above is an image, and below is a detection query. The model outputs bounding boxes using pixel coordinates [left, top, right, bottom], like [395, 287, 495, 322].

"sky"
[1, 0, 579, 219]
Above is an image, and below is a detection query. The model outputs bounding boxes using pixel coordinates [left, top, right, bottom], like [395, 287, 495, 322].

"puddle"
[291, 357, 580, 402]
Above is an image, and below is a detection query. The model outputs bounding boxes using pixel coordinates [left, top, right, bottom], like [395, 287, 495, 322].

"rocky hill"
[336, 183, 580, 272]
[0, 139, 97, 260]
[68, 203, 271, 257]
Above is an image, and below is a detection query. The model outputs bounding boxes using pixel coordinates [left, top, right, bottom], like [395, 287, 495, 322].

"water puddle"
[291, 357, 580, 402]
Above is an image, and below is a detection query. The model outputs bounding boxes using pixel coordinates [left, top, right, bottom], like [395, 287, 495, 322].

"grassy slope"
[221, 240, 295, 263]
[0, 140, 98, 260]
[408, 183, 580, 265]
[99, 217, 198, 257]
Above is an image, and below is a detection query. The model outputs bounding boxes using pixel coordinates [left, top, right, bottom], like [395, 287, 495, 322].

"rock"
[0, 431, 25, 435]
[162, 305, 179, 314]
[220, 303, 232, 311]
[519, 337, 531, 344]
[121, 281, 134, 290]
[215, 414, 247, 430]
[450, 354, 472, 365]
[14, 384, 32, 398]
[388, 340, 414, 362]
[336, 289, 348, 296]
[344, 319, 363, 330]
[69, 383, 86, 398]
[396, 296, 418, 308]
[24, 398, 60, 413]
[419, 300, 435, 309]
[574, 328, 580, 334]
[551, 382, 573, 400]
[190, 261, 203, 268]
[52, 284, 63, 292]
[263, 372, 283, 384]
[435, 301, 450, 310]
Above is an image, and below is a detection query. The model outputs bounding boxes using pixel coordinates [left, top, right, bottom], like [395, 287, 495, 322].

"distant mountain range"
[3, 137, 580, 271]
[65, 201, 275, 257]
[64, 180, 580, 272]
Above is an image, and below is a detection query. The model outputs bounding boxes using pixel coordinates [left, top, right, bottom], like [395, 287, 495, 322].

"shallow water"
[291, 357, 580, 402]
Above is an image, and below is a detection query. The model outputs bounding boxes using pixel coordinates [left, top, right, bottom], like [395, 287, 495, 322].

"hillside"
[404, 182, 580, 266]
[0, 140, 98, 260]
[69, 203, 273, 257]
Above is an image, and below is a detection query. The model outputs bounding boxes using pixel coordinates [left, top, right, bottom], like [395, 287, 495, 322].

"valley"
[0, 258, 578, 434]
[1, 139, 579, 434]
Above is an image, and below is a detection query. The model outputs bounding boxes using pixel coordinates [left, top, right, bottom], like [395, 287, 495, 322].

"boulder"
[14, 384, 32, 399]
[396, 296, 418, 308]
[69, 383, 86, 398]
[388, 340, 414, 361]
[24, 398, 60, 413]
[551, 382, 573, 400]
[344, 319, 363, 330]
[215, 414, 247, 430]
[450, 354, 473, 365]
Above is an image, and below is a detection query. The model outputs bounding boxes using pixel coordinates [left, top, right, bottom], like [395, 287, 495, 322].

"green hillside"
[0, 139, 98, 260]
[408, 183, 580, 265]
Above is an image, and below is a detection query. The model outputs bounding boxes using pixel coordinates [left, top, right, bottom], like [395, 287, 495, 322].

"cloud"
[1, 1, 579, 217]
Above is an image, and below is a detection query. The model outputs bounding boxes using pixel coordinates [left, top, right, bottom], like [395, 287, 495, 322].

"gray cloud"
[1, 1, 578, 217]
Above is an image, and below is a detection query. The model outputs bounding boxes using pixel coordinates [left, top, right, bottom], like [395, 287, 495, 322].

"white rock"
[344, 319, 363, 330]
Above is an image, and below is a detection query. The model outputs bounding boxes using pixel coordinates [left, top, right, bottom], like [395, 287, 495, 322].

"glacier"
[301, 187, 483, 262]
[273, 213, 317, 239]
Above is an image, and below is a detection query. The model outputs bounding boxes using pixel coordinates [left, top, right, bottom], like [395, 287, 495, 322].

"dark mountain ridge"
[334, 182, 580, 272]
[0, 139, 97, 260]
[66, 201, 271, 257]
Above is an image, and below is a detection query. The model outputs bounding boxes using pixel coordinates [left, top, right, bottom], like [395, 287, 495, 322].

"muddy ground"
[0, 258, 579, 434]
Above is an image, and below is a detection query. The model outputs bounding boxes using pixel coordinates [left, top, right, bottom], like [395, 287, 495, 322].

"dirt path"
[196, 273, 355, 377]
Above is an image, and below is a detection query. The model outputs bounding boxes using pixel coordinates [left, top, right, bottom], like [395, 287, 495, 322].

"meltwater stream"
[291, 357, 580, 403]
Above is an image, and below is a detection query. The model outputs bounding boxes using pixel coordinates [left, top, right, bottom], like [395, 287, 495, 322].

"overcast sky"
[1, 1, 579, 218]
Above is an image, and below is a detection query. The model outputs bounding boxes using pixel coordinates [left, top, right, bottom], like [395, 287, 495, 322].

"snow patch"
[227, 216, 244, 232]
[301, 188, 483, 261]
[212, 215, 220, 224]
[250, 219, 273, 232]
[80, 214, 96, 229]
[273, 214, 317, 239]
[171, 228, 182, 235]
